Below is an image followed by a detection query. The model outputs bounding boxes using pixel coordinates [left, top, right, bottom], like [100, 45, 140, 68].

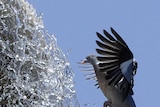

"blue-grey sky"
[28, 0, 160, 107]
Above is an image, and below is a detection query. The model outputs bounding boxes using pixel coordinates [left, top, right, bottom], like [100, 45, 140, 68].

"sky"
[27, 1, 160, 107]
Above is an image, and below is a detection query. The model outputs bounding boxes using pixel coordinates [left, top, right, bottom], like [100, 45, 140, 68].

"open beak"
[81, 59, 89, 64]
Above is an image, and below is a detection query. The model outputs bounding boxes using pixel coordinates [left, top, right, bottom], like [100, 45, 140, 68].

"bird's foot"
[103, 101, 112, 107]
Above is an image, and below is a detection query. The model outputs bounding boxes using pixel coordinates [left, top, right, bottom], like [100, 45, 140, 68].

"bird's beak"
[81, 59, 89, 64]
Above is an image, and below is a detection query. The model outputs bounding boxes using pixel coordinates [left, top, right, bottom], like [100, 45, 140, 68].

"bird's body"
[81, 28, 137, 107]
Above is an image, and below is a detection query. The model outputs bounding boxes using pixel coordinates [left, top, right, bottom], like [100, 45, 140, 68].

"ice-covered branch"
[0, 0, 79, 106]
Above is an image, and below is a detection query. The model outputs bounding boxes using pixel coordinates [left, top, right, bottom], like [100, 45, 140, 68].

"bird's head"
[81, 55, 97, 65]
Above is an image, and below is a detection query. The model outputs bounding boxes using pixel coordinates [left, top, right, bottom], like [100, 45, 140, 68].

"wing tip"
[110, 27, 114, 31]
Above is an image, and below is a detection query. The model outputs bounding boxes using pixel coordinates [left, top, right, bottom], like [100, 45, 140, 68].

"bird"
[81, 27, 138, 107]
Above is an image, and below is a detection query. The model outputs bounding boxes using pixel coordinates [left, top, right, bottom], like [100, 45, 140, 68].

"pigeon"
[81, 27, 137, 107]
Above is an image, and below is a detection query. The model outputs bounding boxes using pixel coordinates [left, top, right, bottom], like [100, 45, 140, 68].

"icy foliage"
[0, 0, 79, 106]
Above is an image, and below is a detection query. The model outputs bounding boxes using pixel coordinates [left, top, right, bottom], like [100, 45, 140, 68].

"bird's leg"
[103, 101, 112, 107]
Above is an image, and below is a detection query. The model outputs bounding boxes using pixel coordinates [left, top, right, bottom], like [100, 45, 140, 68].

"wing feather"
[96, 28, 135, 100]
[96, 49, 118, 56]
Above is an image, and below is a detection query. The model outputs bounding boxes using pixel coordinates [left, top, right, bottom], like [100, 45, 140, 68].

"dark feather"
[96, 41, 119, 53]
[96, 49, 118, 56]
[105, 68, 120, 80]
[97, 56, 119, 62]
[103, 29, 116, 41]
[99, 65, 119, 72]
[96, 33, 121, 51]
[111, 27, 128, 47]
[108, 71, 122, 85]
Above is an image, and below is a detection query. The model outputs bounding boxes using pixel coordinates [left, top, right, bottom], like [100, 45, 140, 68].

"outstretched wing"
[96, 27, 135, 100]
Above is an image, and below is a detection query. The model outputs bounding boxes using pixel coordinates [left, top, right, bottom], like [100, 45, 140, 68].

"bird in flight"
[81, 27, 138, 107]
